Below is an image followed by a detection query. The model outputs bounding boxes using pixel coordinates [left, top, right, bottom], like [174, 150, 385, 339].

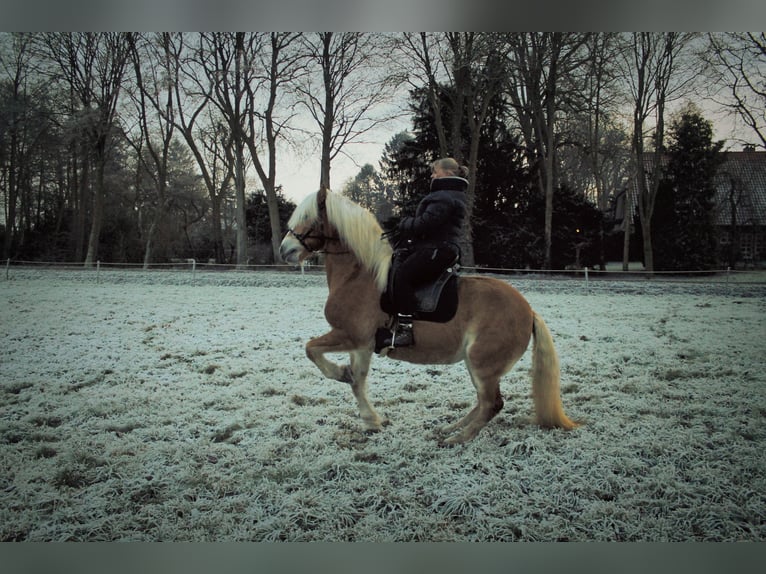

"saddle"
[379, 254, 460, 324]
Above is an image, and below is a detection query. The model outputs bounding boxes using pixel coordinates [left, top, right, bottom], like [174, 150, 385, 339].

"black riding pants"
[392, 245, 458, 314]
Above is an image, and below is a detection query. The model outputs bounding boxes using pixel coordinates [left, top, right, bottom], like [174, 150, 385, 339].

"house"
[714, 150, 766, 266]
[611, 149, 766, 268]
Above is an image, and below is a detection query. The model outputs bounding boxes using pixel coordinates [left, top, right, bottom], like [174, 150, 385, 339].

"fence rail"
[5, 257, 765, 285]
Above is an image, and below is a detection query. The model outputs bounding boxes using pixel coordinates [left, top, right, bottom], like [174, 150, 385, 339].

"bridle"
[287, 220, 347, 256]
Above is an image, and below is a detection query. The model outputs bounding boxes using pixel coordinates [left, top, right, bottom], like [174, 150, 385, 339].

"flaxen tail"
[531, 312, 578, 430]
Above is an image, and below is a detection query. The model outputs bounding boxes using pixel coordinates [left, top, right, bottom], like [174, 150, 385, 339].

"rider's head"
[431, 157, 469, 180]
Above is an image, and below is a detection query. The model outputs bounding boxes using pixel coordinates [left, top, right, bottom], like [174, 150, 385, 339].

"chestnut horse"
[279, 187, 577, 444]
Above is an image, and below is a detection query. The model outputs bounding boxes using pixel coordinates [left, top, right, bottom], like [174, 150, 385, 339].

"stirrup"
[374, 316, 414, 353]
[390, 323, 414, 348]
[392, 314, 414, 346]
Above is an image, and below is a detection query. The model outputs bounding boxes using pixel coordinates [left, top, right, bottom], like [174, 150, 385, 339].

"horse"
[279, 187, 578, 444]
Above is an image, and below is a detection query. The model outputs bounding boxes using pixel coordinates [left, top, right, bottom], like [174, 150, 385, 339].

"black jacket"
[398, 176, 468, 249]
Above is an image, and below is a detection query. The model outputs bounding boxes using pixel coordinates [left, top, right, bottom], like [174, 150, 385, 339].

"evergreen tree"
[382, 85, 603, 269]
[340, 163, 392, 221]
[653, 106, 724, 271]
[246, 187, 295, 263]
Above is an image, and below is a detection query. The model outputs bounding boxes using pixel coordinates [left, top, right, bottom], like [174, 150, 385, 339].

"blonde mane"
[289, 191, 393, 292]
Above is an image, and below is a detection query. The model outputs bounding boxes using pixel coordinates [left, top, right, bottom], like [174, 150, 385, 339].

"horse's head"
[280, 186, 334, 263]
[280, 186, 393, 290]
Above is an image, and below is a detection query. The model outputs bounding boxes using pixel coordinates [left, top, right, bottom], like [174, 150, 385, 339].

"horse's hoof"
[436, 422, 460, 436]
[361, 418, 383, 432]
[439, 436, 461, 447]
[442, 428, 478, 445]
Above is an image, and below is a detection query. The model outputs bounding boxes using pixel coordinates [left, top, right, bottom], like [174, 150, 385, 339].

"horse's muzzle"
[279, 236, 301, 263]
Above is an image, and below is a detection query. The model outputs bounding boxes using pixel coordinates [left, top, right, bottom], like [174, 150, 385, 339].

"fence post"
[584, 266, 589, 289]
[5, 258, 9, 280]
[97, 260, 101, 284]
[191, 258, 196, 284]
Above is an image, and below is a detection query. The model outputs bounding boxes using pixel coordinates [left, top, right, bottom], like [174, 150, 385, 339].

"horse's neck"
[325, 254, 373, 292]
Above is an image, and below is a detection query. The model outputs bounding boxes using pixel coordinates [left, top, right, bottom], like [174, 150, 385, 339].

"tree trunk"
[73, 148, 88, 262]
[622, 187, 632, 271]
[143, 220, 157, 269]
[543, 152, 555, 270]
[3, 128, 19, 260]
[83, 161, 104, 267]
[641, 215, 654, 273]
[210, 196, 224, 264]
[234, 145, 248, 267]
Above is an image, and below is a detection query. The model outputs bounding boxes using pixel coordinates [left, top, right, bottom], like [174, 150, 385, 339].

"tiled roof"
[714, 151, 766, 226]
[625, 151, 766, 227]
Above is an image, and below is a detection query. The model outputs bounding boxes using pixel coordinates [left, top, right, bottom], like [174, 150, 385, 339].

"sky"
[276, 115, 411, 205]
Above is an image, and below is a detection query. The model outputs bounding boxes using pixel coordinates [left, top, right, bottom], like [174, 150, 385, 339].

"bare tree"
[505, 32, 590, 269]
[41, 32, 130, 267]
[198, 116, 236, 261]
[298, 33, 398, 189]
[616, 32, 697, 273]
[395, 33, 450, 157]
[158, 33, 233, 264]
[124, 32, 178, 267]
[558, 33, 631, 270]
[0, 33, 38, 260]
[705, 33, 766, 149]
[195, 32, 255, 267]
[243, 32, 305, 262]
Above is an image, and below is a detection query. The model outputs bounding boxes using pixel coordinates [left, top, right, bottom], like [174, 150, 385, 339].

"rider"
[381, 157, 469, 348]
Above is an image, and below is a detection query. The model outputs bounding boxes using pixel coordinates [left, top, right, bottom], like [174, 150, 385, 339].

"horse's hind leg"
[440, 358, 507, 445]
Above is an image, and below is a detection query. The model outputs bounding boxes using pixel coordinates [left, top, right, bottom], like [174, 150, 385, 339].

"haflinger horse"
[279, 186, 577, 444]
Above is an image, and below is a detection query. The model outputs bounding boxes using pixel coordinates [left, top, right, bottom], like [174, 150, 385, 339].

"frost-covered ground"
[1, 268, 765, 541]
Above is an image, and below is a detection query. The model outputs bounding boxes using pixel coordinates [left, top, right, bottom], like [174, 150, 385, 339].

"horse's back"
[457, 275, 533, 319]
[388, 274, 534, 365]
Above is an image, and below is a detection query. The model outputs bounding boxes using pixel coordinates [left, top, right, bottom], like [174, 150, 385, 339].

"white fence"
[5, 257, 765, 286]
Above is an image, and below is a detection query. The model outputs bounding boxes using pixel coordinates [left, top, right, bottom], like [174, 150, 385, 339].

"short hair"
[432, 157, 469, 178]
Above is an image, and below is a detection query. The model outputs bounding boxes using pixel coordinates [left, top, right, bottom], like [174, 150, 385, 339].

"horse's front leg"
[305, 330, 382, 431]
[305, 328, 355, 382]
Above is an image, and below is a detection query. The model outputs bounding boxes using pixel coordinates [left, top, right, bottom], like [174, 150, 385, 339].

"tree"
[0, 33, 51, 260]
[617, 32, 697, 273]
[242, 32, 306, 262]
[562, 33, 631, 270]
[160, 32, 233, 264]
[705, 33, 766, 149]
[298, 33, 397, 189]
[133, 138, 208, 262]
[41, 32, 131, 266]
[245, 187, 295, 263]
[340, 163, 385, 214]
[393, 33, 508, 266]
[505, 32, 590, 269]
[125, 32, 179, 268]
[652, 105, 724, 271]
[199, 32, 255, 267]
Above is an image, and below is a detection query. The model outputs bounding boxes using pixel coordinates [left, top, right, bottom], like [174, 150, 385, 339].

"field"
[1, 268, 764, 541]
